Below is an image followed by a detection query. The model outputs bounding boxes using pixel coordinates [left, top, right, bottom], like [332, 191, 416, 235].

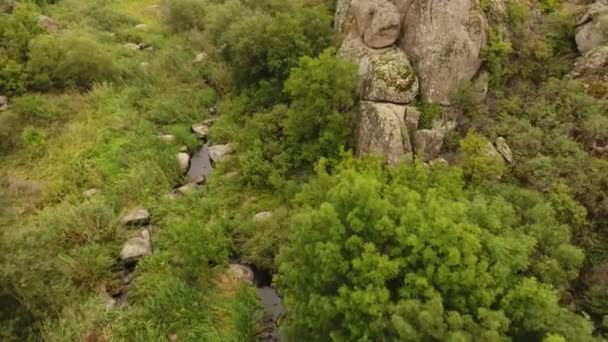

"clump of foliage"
[277, 157, 591, 341]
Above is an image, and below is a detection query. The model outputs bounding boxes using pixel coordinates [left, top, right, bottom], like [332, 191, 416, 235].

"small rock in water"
[253, 211, 273, 222]
[83, 188, 100, 199]
[120, 228, 151, 262]
[228, 264, 255, 284]
[209, 144, 232, 163]
[0, 96, 8, 111]
[135, 24, 148, 31]
[191, 124, 209, 139]
[121, 207, 150, 226]
[177, 152, 190, 173]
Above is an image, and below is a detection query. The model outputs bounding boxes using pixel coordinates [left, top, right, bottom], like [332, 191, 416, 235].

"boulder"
[0, 96, 8, 111]
[120, 229, 152, 262]
[228, 264, 255, 284]
[124, 43, 140, 51]
[352, 0, 401, 49]
[570, 45, 608, 98]
[253, 211, 273, 222]
[191, 124, 209, 139]
[158, 134, 175, 142]
[401, 0, 487, 104]
[359, 47, 419, 103]
[135, 24, 148, 31]
[209, 144, 232, 163]
[37, 15, 59, 33]
[356, 101, 412, 165]
[177, 152, 190, 173]
[121, 207, 150, 226]
[335, 0, 354, 34]
[404, 106, 421, 132]
[194, 52, 207, 63]
[83, 188, 100, 199]
[495, 137, 513, 164]
[575, 1, 608, 53]
[413, 129, 445, 162]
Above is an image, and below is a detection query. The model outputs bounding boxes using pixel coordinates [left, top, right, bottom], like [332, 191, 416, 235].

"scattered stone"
[194, 52, 207, 63]
[0, 96, 8, 111]
[575, 1, 608, 53]
[429, 158, 449, 167]
[209, 144, 232, 163]
[159, 134, 175, 142]
[83, 188, 100, 199]
[356, 101, 412, 166]
[191, 124, 209, 139]
[174, 183, 198, 196]
[202, 117, 218, 126]
[179, 146, 188, 153]
[413, 129, 445, 162]
[124, 43, 140, 51]
[404, 106, 421, 132]
[135, 24, 148, 31]
[351, 0, 401, 49]
[121, 207, 150, 226]
[228, 264, 255, 284]
[120, 228, 152, 262]
[167, 334, 179, 342]
[495, 137, 513, 164]
[253, 211, 273, 222]
[359, 47, 419, 104]
[37, 15, 59, 33]
[177, 152, 190, 173]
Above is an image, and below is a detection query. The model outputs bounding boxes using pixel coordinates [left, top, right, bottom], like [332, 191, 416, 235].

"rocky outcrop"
[359, 48, 419, 103]
[496, 137, 513, 164]
[0, 96, 8, 111]
[571, 45, 608, 98]
[404, 106, 421, 132]
[351, 0, 401, 48]
[356, 101, 412, 165]
[413, 129, 445, 162]
[575, 1, 608, 53]
[401, 0, 487, 104]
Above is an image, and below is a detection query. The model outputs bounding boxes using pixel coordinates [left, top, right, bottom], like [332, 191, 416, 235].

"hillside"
[1, 0, 607, 341]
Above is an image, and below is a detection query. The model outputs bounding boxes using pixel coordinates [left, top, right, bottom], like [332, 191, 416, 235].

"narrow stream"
[187, 143, 213, 183]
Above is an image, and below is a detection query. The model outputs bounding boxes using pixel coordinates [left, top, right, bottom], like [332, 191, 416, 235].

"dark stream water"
[187, 143, 213, 182]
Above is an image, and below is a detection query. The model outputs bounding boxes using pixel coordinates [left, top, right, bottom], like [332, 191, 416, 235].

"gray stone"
[253, 211, 273, 222]
[124, 43, 140, 51]
[228, 264, 255, 284]
[359, 47, 419, 103]
[575, 1, 608, 53]
[356, 101, 412, 165]
[404, 106, 421, 132]
[413, 129, 445, 162]
[121, 207, 150, 226]
[401, 0, 487, 104]
[174, 183, 198, 196]
[177, 152, 190, 173]
[194, 52, 207, 63]
[0, 96, 8, 111]
[429, 158, 449, 167]
[570, 45, 608, 98]
[209, 144, 232, 163]
[191, 124, 209, 139]
[120, 229, 151, 261]
[158, 134, 175, 142]
[83, 188, 100, 199]
[495, 137, 513, 164]
[352, 0, 401, 48]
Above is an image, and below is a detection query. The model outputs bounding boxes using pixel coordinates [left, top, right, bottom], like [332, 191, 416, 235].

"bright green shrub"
[277, 157, 592, 341]
[458, 130, 506, 183]
[162, 0, 208, 32]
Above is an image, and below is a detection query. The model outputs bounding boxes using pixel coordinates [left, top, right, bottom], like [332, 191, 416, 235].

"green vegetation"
[1, 0, 608, 341]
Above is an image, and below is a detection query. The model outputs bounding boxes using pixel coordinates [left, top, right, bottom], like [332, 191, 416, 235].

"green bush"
[162, 0, 207, 32]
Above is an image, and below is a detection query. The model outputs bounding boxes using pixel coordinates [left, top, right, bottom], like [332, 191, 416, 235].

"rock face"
[401, 0, 487, 104]
[351, 0, 401, 48]
[0, 96, 8, 111]
[359, 48, 419, 103]
[575, 1, 608, 53]
[571, 45, 608, 98]
[356, 101, 412, 165]
[413, 129, 445, 162]
[496, 137, 513, 164]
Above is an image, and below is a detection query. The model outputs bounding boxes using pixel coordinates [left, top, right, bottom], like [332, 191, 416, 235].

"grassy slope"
[0, 0, 268, 340]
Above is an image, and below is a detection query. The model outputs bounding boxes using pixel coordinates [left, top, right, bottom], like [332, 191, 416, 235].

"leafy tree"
[458, 130, 506, 183]
[277, 157, 592, 341]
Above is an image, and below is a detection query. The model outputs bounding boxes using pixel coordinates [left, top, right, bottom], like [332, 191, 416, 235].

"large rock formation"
[571, 45, 608, 98]
[359, 47, 419, 103]
[400, 0, 487, 105]
[351, 0, 401, 48]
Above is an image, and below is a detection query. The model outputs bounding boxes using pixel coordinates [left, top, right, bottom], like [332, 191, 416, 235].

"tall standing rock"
[401, 0, 487, 105]
[356, 101, 412, 165]
[351, 0, 402, 49]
